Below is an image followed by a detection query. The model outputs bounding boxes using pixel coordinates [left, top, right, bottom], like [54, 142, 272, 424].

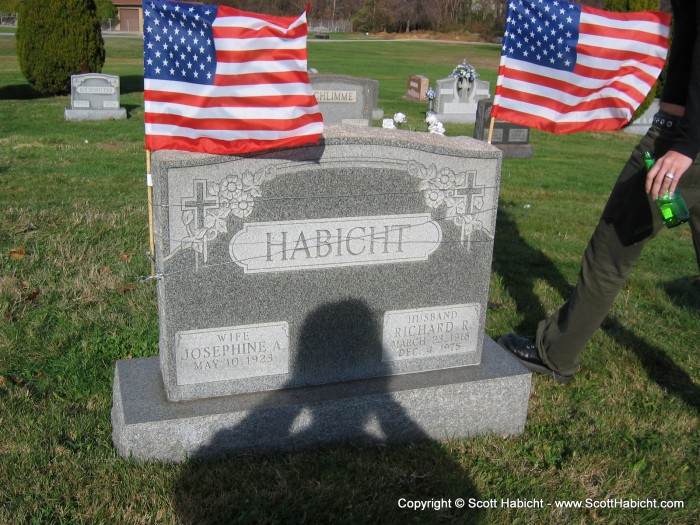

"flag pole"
[487, 116, 496, 144]
[146, 149, 156, 275]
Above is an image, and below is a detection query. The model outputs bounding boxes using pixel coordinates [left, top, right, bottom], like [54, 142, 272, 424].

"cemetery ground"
[1, 35, 698, 524]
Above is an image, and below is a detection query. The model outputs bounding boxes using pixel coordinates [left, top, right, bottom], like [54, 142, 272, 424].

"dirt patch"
[372, 31, 490, 43]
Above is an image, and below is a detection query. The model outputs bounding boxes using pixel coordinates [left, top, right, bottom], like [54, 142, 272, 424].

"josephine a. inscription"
[230, 214, 442, 273]
[175, 322, 289, 385]
[382, 304, 480, 361]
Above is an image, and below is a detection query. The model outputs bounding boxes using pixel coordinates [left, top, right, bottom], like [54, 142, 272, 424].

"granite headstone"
[310, 74, 383, 126]
[64, 73, 127, 121]
[474, 98, 533, 159]
[112, 125, 531, 461]
[435, 77, 490, 123]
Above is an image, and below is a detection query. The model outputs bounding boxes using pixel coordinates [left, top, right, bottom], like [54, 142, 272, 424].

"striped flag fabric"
[143, 0, 323, 155]
[491, 0, 671, 133]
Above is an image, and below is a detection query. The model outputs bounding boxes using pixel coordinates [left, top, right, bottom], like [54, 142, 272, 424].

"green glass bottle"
[643, 151, 690, 228]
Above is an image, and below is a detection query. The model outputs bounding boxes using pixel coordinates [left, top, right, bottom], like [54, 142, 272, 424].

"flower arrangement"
[425, 113, 445, 135]
[382, 112, 408, 129]
[381, 111, 445, 137]
[424, 88, 437, 111]
[450, 60, 478, 84]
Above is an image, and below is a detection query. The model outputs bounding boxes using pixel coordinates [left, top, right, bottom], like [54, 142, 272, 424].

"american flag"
[491, 0, 671, 133]
[143, 0, 323, 155]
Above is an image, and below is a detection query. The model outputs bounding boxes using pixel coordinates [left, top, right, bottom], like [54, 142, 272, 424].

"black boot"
[498, 333, 573, 385]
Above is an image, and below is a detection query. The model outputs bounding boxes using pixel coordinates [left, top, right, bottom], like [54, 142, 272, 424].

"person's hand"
[646, 150, 693, 199]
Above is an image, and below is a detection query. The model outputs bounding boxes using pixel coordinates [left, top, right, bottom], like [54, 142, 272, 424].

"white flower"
[382, 118, 396, 129]
[425, 113, 438, 125]
[393, 112, 407, 124]
[428, 121, 445, 135]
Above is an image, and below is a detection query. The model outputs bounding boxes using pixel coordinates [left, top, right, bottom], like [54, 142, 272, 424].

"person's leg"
[536, 131, 700, 376]
[690, 202, 700, 278]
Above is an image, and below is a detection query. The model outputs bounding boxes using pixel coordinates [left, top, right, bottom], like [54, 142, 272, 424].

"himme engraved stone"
[309, 74, 383, 125]
[313, 90, 357, 103]
[112, 125, 532, 461]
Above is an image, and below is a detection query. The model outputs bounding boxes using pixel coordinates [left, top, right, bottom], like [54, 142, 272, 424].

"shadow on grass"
[173, 299, 482, 524]
[664, 277, 700, 313]
[0, 76, 144, 100]
[174, 441, 480, 524]
[0, 83, 42, 100]
[492, 202, 699, 412]
[119, 75, 143, 95]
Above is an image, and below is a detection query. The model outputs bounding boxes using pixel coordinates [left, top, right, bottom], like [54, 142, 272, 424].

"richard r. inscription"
[175, 322, 289, 385]
[382, 304, 480, 362]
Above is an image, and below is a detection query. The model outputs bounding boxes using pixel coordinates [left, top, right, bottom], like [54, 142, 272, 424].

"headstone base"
[434, 111, 477, 124]
[493, 143, 534, 159]
[112, 337, 531, 462]
[65, 108, 127, 121]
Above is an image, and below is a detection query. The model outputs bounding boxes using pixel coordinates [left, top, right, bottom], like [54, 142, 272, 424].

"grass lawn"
[1, 34, 698, 524]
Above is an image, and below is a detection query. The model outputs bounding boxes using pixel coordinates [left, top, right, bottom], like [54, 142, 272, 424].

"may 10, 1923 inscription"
[382, 304, 480, 361]
[175, 322, 289, 385]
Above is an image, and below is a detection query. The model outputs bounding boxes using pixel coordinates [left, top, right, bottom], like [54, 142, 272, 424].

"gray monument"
[474, 98, 533, 159]
[310, 74, 383, 126]
[435, 76, 490, 123]
[112, 125, 531, 461]
[64, 73, 127, 121]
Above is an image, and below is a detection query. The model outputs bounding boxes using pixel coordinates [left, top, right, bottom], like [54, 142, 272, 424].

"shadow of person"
[173, 299, 482, 524]
[492, 202, 574, 334]
[492, 202, 699, 412]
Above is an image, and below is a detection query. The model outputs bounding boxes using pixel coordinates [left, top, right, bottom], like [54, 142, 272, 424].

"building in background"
[112, 0, 142, 32]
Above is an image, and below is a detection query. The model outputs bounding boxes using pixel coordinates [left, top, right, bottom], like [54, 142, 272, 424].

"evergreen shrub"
[16, 0, 105, 96]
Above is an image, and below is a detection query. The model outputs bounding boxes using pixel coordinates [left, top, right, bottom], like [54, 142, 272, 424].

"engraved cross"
[182, 180, 218, 231]
[454, 171, 483, 215]
[453, 171, 484, 247]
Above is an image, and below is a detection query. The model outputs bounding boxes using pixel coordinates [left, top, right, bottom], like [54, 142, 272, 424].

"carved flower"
[219, 175, 244, 201]
[424, 189, 446, 208]
[421, 167, 457, 209]
[229, 194, 255, 218]
[433, 168, 457, 189]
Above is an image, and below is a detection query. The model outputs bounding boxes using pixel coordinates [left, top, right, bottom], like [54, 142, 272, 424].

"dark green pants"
[536, 124, 700, 376]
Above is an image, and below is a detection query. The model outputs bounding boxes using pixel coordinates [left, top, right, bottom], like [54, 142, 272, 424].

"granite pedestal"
[112, 337, 530, 461]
